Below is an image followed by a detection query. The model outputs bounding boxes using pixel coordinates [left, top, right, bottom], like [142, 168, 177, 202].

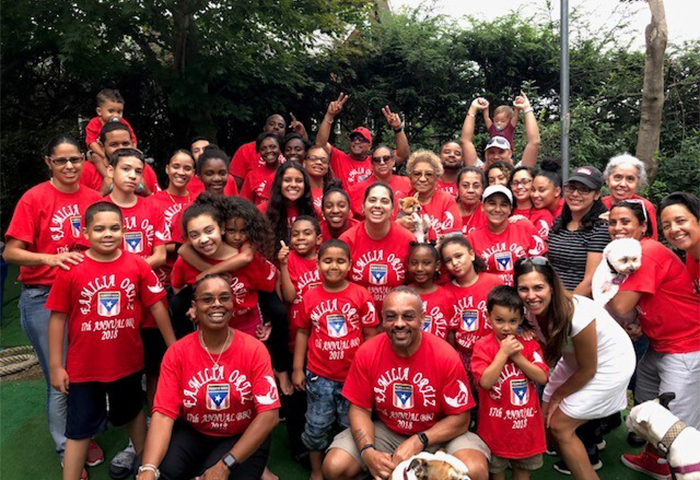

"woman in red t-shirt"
[190, 146, 239, 197]
[137, 274, 280, 480]
[320, 187, 359, 240]
[301, 146, 332, 214]
[456, 166, 488, 236]
[659, 192, 700, 297]
[4, 134, 103, 464]
[532, 158, 564, 220]
[510, 165, 554, 240]
[395, 150, 463, 238]
[240, 133, 283, 205]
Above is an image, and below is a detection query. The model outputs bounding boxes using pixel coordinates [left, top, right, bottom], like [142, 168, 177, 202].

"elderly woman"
[602, 153, 657, 239]
[395, 150, 463, 238]
[136, 274, 280, 480]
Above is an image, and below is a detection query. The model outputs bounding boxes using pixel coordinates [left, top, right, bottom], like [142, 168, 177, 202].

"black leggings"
[158, 421, 271, 480]
[258, 290, 291, 372]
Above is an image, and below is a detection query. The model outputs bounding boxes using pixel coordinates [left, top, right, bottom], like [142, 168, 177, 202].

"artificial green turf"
[1, 266, 648, 479]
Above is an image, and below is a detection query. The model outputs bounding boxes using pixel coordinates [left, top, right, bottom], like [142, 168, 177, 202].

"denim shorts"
[301, 370, 349, 451]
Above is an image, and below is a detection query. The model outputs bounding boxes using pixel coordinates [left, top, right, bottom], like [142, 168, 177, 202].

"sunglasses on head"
[620, 199, 648, 223]
[514, 256, 550, 269]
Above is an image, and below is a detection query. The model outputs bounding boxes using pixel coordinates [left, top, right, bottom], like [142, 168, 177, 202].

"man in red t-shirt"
[315, 93, 411, 191]
[229, 114, 288, 189]
[322, 287, 490, 480]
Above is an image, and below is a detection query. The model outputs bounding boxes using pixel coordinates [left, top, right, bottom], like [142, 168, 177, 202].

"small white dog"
[592, 238, 643, 306]
[626, 393, 700, 479]
[391, 451, 471, 480]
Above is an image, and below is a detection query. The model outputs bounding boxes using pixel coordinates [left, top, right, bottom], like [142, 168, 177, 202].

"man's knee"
[323, 448, 361, 480]
[453, 449, 489, 480]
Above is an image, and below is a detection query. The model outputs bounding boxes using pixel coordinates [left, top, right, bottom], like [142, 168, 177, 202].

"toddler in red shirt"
[46, 202, 174, 480]
[292, 239, 380, 479]
[471, 286, 549, 479]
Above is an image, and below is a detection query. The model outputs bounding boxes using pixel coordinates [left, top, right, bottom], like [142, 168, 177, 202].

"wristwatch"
[360, 443, 376, 456]
[417, 432, 429, 451]
[222, 453, 238, 471]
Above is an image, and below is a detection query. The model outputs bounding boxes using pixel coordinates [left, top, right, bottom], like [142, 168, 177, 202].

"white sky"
[389, 0, 699, 50]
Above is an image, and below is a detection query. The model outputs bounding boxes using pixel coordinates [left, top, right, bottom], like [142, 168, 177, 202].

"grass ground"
[1, 266, 648, 479]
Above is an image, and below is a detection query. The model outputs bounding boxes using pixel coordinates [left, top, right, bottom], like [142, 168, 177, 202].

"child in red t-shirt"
[46, 202, 174, 480]
[406, 242, 457, 342]
[240, 133, 283, 205]
[471, 286, 548, 479]
[292, 239, 379, 480]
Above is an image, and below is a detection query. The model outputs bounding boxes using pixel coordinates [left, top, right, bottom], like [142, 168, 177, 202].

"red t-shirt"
[85, 117, 137, 146]
[45, 253, 165, 382]
[240, 166, 278, 205]
[603, 194, 658, 240]
[298, 283, 378, 382]
[437, 179, 458, 198]
[286, 251, 322, 351]
[319, 217, 360, 240]
[471, 334, 548, 458]
[189, 175, 239, 198]
[619, 238, 700, 353]
[395, 190, 463, 237]
[229, 141, 257, 179]
[512, 207, 554, 240]
[468, 222, 547, 286]
[340, 223, 415, 309]
[461, 206, 488, 236]
[687, 254, 700, 297]
[5, 182, 102, 285]
[342, 333, 475, 435]
[416, 287, 456, 339]
[443, 274, 504, 356]
[79, 161, 104, 191]
[153, 331, 280, 437]
[311, 187, 324, 215]
[330, 146, 373, 190]
[349, 175, 412, 219]
[149, 191, 195, 285]
[552, 198, 565, 220]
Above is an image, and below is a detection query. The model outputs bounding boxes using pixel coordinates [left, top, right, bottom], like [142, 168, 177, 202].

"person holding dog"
[321, 287, 491, 480]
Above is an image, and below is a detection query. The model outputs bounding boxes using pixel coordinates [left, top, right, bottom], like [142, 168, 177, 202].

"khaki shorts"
[488, 453, 543, 473]
[328, 420, 491, 470]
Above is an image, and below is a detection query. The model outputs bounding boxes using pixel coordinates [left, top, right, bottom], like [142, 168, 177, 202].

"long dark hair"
[222, 197, 275, 260]
[266, 161, 317, 252]
[552, 196, 607, 233]
[514, 259, 574, 364]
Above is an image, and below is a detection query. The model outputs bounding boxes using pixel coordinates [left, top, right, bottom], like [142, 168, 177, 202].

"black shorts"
[141, 328, 168, 375]
[65, 371, 144, 440]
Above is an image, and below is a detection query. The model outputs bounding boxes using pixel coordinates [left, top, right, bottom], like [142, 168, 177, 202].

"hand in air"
[327, 93, 349, 118]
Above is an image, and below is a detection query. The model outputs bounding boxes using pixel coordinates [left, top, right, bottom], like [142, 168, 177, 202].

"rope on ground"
[0, 346, 39, 377]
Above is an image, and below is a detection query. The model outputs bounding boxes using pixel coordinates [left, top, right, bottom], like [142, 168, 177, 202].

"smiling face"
[323, 191, 351, 229]
[483, 193, 512, 228]
[609, 207, 647, 240]
[485, 147, 511, 165]
[199, 158, 228, 194]
[291, 219, 321, 257]
[109, 156, 144, 194]
[510, 170, 534, 203]
[318, 246, 350, 286]
[410, 161, 438, 195]
[193, 277, 234, 331]
[362, 185, 394, 225]
[187, 213, 224, 258]
[489, 305, 523, 341]
[531, 176, 561, 210]
[84, 211, 123, 256]
[166, 152, 195, 190]
[458, 171, 484, 208]
[371, 147, 395, 178]
[439, 142, 463, 171]
[516, 271, 552, 317]
[441, 242, 476, 280]
[487, 167, 509, 186]
[284, 138, 306, 163]
[224, 217, 247, 249]
[607, 163, 639, 203]
[661, 204, 700, 253]
[564, 181, 600, 215]
[259, 137, 281, 166]
[45, 142, 84, 187]
[303, 147, 330, 179]
[281, 167, 305, 202]
[382, 291, 423, 352]
[263, 115, 286, 136]
[349, 133, 371, 158]
[407, 246, 439, 286]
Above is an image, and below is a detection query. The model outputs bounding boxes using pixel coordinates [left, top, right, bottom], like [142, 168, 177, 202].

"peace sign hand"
[382, 105, 402, 130]
[327, 93, 348, 118]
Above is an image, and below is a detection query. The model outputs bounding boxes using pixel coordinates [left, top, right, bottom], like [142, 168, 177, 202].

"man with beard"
[322, 287, 490, 480]
[437, 141, 466, 197]
[315, 93, 410, 191]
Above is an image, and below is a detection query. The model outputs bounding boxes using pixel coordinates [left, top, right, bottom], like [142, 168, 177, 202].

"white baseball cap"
[485, 136, 512, 151]
[482, 185, 513, 204]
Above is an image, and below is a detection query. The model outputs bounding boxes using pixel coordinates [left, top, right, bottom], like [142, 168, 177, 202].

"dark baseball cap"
[566, 166, 604, 190]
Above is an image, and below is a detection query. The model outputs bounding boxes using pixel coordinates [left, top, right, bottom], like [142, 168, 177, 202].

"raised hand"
[382, 105, 402, 130]
[327, 93, 349, 118]
[470, 97, 489, 111]
[289, 112, 307, 137]
[514, 92, 531, 111]
[277, 241, 290, 265]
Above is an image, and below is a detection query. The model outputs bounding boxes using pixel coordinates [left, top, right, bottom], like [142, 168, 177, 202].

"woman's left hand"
[257, 322, 272, 342]
[197, 461, 229, 480]
[509, 214, 528, 224]
[519, 329, 536, 341]
[545, 395, 563, 428]
[396, 215, 416, 232]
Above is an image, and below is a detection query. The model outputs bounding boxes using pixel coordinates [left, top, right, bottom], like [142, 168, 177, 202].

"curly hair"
[181, 192, 226, 236]
[405, 149, 444, 177]
[266, 161, 317, 253]
[221, 197, 275, 260]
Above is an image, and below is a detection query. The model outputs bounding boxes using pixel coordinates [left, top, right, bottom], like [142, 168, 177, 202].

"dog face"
[627, 392, 678, 445]
[400, 195, 422, 216]
[604, 238, 642, 276]
[407, 458, 466, 480]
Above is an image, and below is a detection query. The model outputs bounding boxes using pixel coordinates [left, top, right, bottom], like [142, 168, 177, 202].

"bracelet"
[360, 443, 375, 456]
[467, 112, 476, 118]
[523, 107, 534, 114]
[393, 127, 403, 134]
[325, 117, 334, 124]
[138, 464, 160, 479]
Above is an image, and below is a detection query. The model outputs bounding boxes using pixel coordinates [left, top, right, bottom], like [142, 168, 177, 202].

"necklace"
[199, 328, 231, 369]
[167, 189, 191, 206]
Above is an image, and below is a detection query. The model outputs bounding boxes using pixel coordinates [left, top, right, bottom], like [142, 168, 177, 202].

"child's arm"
[362, 326, 380, 339]
[511, 350, 548, 385]
[177, 242, 255, 278]
[145, 244, 167, 269]
[88, 146, 109, 176]
[511, 107, 520, 128]
[482, 107, 492, 130]
[149, 301, 177, 347]
[277, 242, 296, 303]
[292, 328, 310, 391]
[48, 312, 69, 394]
[478, 349, 509, 390]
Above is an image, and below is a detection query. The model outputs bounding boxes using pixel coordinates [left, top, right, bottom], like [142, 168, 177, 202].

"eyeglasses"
[306, 156, 330, 165]
[410, 171, 436, 180]
[50, 156, 84, 166]
[383, 312, 418, 322]
[372, 155, 393, 165]
[195, 294, 233, 305]
[350, 136, 370, 144]
[514, 256, 550, 269]
[564, 183, 593, 195]
[511, 178, 532, 188]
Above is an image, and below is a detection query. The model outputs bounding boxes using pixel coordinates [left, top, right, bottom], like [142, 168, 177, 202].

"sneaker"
[596, 438, 607, 451]
[109, 444, 136, 480]
[86, 439, 104, 467]
[627, 431, 647, 447]
[621, 450, 671, 480]
[546, 446, 558, 456]
[553, 455, 603, 475]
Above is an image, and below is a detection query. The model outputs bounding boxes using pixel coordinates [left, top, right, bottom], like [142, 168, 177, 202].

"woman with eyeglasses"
[3, 134, 103, 472]
[395, 150, 463, 238]
[509, 165, 554, 240]
[456, 166, 488, 236]
[547, 166, 610, 296]
[602, 153, 658, 239]
[514, 257, 635, 479]
[607, 199, 700, 479]
[136, 274, 280, 480]
[347, 145, 411, 220]
[302, 146, 334, 214]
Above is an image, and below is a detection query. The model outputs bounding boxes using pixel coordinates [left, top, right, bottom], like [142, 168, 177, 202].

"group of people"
[4, 88, 699, 480]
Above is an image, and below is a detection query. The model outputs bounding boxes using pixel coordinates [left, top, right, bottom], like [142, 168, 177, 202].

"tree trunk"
[635, 0, 667, 182]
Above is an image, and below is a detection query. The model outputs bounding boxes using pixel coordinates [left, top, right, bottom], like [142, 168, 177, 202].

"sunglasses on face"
[372, 155, 393, 164]
[50, 156, 85, 166]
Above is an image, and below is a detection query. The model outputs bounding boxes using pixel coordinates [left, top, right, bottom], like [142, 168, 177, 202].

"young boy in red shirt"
[471, 286, 549, 479]
[46, 202, 174, 480]
[292, 239, 379, 480]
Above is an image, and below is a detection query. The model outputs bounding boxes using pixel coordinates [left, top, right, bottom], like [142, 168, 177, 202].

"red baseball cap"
[350, 127, 373, 146]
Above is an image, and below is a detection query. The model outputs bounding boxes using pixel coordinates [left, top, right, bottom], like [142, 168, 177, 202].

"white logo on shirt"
[255, 376, 279, 406]
[444, 379, 470, 408]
